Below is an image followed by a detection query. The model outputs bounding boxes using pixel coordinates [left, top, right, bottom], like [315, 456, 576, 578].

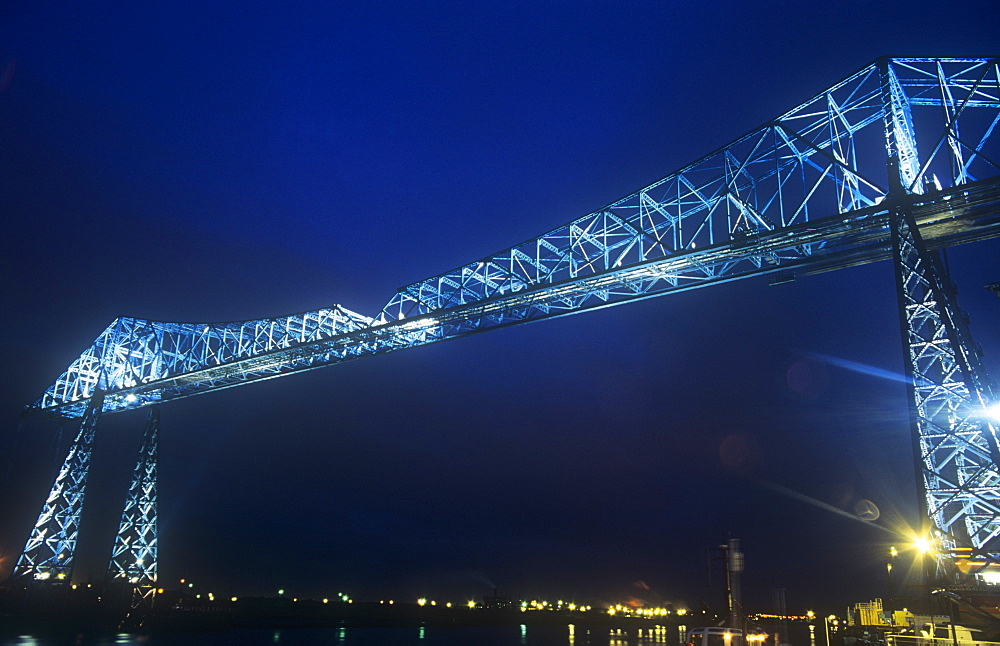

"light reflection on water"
[3, 622, 806, 645]
[609, 624, 670, 645]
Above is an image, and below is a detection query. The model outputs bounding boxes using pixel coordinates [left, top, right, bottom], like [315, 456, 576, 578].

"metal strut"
[108, 405, 159, 603]
[890, 201, 1000, 566]
[12, 392, 105, 583]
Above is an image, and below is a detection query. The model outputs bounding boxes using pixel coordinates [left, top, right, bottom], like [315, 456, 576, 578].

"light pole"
[887, 546, 898, 626]
[915, 535, 937, 629]
[824, 615, 837, 646]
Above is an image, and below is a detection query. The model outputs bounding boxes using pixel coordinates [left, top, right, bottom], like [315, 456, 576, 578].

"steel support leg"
[890, 205, 1000, 566]
[108, 406, 158, 608]
[12, 392, 105, 583]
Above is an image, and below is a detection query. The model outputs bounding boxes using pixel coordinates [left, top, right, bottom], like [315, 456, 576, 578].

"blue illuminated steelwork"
[27, 58, 1000, 420]
[13, 393, 104, 582]
[14, 57, 1000, 579]
[891, 204, 1000, 558]
[108, 407, 158, 590]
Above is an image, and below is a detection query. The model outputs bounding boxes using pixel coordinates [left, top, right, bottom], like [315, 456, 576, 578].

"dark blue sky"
[1, 0, 999, 613]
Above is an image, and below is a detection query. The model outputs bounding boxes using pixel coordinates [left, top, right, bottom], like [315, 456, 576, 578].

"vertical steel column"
[12, 392, 105, 583]
[889, 205, 1000, 559]
[108, 406, 158, 596]
[882, 58, 1000, 568]
[879, 58, 923, 195]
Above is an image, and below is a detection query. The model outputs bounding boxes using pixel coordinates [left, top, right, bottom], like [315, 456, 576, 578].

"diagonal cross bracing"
[27, 57, 1000, 421]
[29, 179, 1000, 421]
[108, 407, 159, 587]
[13, 393, 105, 582]
[14, 56, 1000, 581]
[891, 207, 1000, 553]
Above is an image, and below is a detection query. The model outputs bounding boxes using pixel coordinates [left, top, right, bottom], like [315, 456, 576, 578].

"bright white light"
[986, 403, 1000, 423]
[399, 317, 438, 331]
[914, 536, 934, 554]
[981, 571, 1000, 585]
[125, 393, 138, 403]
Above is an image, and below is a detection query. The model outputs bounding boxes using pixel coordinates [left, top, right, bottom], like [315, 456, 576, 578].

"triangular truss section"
[12, 392, 105, 583]
[891, 205, 1000, 562]
[108, 406, 159, 592]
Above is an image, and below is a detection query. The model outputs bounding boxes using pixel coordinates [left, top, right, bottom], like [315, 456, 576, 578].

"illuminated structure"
[8, 57, 1000, 587]
[107, 407, 159, 605]
[847, 599, 887, 627]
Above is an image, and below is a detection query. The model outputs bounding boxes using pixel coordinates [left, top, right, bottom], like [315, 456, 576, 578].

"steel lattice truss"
[28, 57, 1000, 420]
[14, 56, 1000, 580]
[108, 407, 159, 587]
[892, 208, 1000, 557]
[35, 306, 374, 416]
[13, 394, 104, 581]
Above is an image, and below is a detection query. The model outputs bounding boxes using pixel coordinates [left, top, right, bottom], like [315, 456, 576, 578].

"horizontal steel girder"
[31, 178, 1000, 419]
[26, 56, 1000, 419]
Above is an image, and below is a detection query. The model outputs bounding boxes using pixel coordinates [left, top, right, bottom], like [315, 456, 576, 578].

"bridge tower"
[5, 56, 1000, 591]
[11, 392, 105, 583]
[10, 397, 160, 600]
[107, 406, 159, 608]
[881, 59, 1000, 572]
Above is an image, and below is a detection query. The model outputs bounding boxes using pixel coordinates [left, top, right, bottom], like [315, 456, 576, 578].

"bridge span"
[7, 57, 1000, 606]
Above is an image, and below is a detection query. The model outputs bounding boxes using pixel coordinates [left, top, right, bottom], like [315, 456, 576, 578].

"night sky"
[1, 0, 999, 614]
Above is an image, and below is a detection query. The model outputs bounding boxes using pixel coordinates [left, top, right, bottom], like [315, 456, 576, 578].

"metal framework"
[13, 392, 104, 582]
[891, 205, 1000, 560]
[11, 56, 1000, 583]
[108, 406, 159, 589]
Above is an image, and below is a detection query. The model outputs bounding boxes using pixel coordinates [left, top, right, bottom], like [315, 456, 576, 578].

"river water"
[2, 622, 681, 646]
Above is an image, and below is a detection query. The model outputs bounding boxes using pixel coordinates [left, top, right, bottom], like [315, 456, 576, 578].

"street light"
[887, 546, 898, 626]
[911, 533, 940, 629]
[824, 615, 837, 646]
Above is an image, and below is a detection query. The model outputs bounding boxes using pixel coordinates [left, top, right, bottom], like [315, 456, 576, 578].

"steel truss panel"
[18, 57, 1000, 567]
[891, 206, 1000, 557]
[380, 57, 999, 322]
[108, 407, 158, 588]
[34, 305, 373, 416]
[9, 57, 1000, 584]
[26, 57, 998, 420]
[13, 393, 105, 582]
